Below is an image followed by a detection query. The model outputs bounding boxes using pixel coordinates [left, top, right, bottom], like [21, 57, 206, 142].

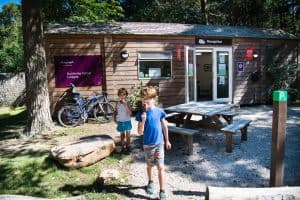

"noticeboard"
[54, 55, 102, 88]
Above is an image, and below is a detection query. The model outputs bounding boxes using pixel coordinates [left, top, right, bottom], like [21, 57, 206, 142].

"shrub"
[265, 61, 298, 102]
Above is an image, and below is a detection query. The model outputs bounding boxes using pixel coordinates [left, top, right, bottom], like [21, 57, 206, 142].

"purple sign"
[54, 55, 102, 88]
[237, 61, 245, 72]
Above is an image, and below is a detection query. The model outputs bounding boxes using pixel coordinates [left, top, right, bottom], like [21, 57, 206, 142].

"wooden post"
[270, 90, 287, 187]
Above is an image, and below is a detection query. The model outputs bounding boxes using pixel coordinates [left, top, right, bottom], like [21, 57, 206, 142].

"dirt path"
[127, 105, 300, 200]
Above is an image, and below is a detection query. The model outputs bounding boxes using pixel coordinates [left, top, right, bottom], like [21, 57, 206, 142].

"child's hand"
[165, 141, 171, 150]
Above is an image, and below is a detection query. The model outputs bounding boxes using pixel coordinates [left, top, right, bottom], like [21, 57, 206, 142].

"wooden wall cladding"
[45, 33, 299, 114]
[45, 34, 104, 115]
[105, 35, 194, 108]
[232, 38, 299, 105]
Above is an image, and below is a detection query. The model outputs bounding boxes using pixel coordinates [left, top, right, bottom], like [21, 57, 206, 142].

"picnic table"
[165, 101, 235, 130]
[164, 102, 251, 154]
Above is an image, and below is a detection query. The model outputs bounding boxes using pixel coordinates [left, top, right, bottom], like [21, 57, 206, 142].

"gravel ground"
[126, 105, 300, 200]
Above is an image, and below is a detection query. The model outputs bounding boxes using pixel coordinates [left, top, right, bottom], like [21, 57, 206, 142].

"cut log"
[0, 195, 85, 200]
[205, 186, 300, 200]
[50, 135, 115, 168]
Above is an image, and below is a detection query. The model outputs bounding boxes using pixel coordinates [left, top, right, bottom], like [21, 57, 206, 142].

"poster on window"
[218, 64, 226, 76]
[54, 55, 102, 88]
[219, 76, 225, 85]
[219, 54, 225, 63]
[188, 64, 194, 76]
[149, 68, 161, 77]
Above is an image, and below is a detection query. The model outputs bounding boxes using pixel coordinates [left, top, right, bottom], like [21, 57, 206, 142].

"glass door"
[185, 46, 197, 102]
[212, 47, 232, 102]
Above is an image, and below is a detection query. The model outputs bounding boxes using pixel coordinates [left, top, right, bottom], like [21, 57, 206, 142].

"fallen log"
[50, 134, 115, 168]
[0, 194, 85, 200]
[205, 186, 300, 200]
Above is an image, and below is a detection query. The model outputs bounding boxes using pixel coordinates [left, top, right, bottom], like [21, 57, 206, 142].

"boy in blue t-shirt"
[136, 86, 171, 200]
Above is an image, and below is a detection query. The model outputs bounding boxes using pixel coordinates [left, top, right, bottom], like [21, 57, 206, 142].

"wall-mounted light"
[120, 50, 129, 59]
[253, 52, 259, 59]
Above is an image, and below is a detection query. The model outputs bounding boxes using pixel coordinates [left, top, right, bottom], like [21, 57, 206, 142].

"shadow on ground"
[59, 181, 150, 199]
[0, 109, 26, 140]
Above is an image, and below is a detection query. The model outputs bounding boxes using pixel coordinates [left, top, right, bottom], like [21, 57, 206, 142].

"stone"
[50, 135, 115, 168]
[98, 169, 120, 184]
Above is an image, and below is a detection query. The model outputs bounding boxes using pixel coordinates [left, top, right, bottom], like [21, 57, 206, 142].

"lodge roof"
[45, 22, 298, 40]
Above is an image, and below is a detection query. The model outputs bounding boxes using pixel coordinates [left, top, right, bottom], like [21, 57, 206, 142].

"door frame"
[184, 46, 197, 102]
[185, 46, 233, 103]
[212, 47, 233, 102]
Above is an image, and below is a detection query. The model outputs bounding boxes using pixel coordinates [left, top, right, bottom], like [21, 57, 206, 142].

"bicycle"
[57, 84, 115, 127]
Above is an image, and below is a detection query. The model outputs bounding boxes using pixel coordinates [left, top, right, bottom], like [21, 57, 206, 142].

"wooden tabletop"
[164, 101, 235, 117]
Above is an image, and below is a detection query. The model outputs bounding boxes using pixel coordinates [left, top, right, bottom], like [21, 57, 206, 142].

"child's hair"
[141, 86, 157, 99]
[118, 88, 128, 96]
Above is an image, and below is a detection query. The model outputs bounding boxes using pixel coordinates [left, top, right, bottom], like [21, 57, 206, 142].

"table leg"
[186, 135, 193, 155]
[196, 115, 225, 130]
[183, 114, 192, 127]
[225, 132, 233, 153]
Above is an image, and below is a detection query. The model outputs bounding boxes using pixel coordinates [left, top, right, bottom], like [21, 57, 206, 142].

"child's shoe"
[159, 190, 166, 200]
[121, 147, 127, 154]
[125, 146, 131, 155]
[146, 181, 154, 195]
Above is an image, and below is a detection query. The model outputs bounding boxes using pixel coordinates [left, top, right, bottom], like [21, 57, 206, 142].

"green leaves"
[0, 3, 23, 73]
[265, 45, 299, 102]
[43, 0, 124, 23]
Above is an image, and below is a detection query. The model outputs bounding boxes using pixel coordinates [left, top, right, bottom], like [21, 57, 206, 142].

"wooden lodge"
[44, 22, 300, 114]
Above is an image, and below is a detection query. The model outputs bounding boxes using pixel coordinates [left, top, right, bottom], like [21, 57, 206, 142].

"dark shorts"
[144, 143, 164, 167]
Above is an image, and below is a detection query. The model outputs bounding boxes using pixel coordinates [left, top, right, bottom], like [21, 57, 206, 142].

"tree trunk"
[201, 0, 208, 25]
[21, 0, 53, 136]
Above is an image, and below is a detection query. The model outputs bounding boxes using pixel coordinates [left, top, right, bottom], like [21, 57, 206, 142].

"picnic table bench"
[167, 125, 199, 155]
[165, 102, 252, 153]
[217, 111, 238, 124]
[220, 119, 252, 153]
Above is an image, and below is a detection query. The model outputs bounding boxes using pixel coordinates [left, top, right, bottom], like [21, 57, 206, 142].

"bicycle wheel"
[93, 102, 114, 123]
[57, 105, 82, 127]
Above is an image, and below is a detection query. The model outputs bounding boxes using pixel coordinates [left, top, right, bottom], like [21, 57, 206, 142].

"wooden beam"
[205, 186, 300, 200]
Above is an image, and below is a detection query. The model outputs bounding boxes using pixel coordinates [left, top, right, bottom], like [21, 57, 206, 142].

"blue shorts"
[117, 121, 132, 133]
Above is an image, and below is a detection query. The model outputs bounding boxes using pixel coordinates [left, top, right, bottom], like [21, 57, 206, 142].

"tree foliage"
[0, 0, 299, 73]
[0, 3, 23, 73]
[122, 0, 203, 24]
[43, 0, 124, 23]
[122, 0, 299, 34]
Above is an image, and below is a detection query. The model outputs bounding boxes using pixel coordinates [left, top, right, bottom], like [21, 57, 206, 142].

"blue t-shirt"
[136, 107, 166, 146]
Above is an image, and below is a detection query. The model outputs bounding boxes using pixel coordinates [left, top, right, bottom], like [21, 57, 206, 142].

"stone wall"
[0, 73, 25, 107]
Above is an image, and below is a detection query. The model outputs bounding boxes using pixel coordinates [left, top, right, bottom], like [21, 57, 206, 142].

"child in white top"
[114, 88, 132, 153]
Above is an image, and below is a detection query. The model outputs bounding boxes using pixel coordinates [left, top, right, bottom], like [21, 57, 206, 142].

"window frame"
[137, 51, 173, 80]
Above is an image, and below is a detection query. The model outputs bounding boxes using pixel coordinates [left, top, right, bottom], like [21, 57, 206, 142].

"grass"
[0, 106, 131, 199]
[0, 150, 128, 199]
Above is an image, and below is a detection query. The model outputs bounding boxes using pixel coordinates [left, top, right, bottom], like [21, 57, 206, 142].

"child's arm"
[161, 118, 171, 149]
[126, 101, 132, 116]
[137, 112, 146, 135]
[114, 102, 118, 123]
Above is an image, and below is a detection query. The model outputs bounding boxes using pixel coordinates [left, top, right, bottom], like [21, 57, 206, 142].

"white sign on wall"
[149, 68, 161, 77]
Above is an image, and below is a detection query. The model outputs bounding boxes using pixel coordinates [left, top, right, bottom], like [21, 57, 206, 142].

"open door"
[212, 47, 232, 102]
[185, 46, 196, 102]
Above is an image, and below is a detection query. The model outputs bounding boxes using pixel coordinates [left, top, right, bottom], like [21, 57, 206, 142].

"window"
[138, 52, 172, 79]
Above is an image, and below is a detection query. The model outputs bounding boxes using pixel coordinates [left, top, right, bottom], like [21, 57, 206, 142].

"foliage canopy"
[0, 3, 23, 73]
[0, 0, 299, 74]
